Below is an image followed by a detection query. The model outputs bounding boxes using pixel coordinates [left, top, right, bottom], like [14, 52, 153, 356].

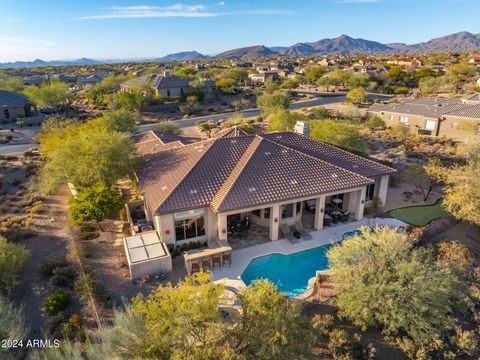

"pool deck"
[212, 217, 407, 288]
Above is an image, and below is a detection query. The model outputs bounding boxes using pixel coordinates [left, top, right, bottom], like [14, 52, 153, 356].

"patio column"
[353, 187, 366, 221]
[314, 195, 326, 230]
[218, 213, 228, 241]
[376, 175, 389, 207]
[269, 205, 280, 241]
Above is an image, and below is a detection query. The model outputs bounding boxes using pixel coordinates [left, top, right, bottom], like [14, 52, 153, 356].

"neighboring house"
[476, 77, 480, 86]
[0, 90, 40, 125]
[368, 95, 480, 141]
[76, 74, 106, 90]
[132, 128, 394, 253]
[23, 76, 46, 86]
[248, 71, 280, 84]
[468, 57, 480, 65]
[120, 71, 191, 97]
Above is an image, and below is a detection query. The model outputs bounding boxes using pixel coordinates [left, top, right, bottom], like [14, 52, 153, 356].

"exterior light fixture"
[165, 230, 170, 235]
[274, 217, 279, 223]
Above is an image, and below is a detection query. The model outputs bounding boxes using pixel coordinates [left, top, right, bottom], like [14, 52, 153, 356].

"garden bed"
[389, 198, 447, 226]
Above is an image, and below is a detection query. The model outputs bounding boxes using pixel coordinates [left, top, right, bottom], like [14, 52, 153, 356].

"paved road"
[0, 143, 36, 155]
[0, 93, 392, 154]
[138, 92, 392, 131]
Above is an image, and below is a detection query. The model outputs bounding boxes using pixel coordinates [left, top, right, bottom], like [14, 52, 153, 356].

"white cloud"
[0, 37, 55, 47]
[1, 18, 25, 23]
[73, 3, 291, 20]
[75, 4, 217, 20]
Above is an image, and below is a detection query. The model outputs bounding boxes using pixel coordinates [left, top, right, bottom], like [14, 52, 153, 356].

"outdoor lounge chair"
[294, 222, 313, 240]
[281, 224, 299, 243]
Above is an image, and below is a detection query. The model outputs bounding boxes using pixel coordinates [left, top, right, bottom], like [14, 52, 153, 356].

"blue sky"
[0, 0, 479, 62]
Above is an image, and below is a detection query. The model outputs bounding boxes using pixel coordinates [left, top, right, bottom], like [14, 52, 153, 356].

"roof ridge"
[261, 134, 378, 182]
[153, 139, 214, 214]
[210, 136, 263, 213]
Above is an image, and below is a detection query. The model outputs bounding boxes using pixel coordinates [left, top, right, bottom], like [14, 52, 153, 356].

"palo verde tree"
[310, 119, 367, 154]
[327, 227, 469, 356]
[0, 236, 30, 293]
[69, 182, 124, 230]
[39, 120, 137, 193]
[24, 79, 73, 113]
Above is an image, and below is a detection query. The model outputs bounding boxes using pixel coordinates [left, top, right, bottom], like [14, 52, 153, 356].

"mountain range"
[1, 31, 480, 68]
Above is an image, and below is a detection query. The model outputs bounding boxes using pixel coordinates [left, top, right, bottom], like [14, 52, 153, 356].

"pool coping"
[212, 217, 408, 294]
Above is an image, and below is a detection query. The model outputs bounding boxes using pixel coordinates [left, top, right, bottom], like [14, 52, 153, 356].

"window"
[3, 109, 10, 119]
[281, 203, 294, 219]
[167, 89, 171, 97]
[264, 208, 270, 219]
[180, 88, 184, 95]
[425, 119, 436, 130]
[174, 209, 205, 241]
[366, 183, 375, 201]
[399, 116, 409, 125]
[252, 209, 261, 217]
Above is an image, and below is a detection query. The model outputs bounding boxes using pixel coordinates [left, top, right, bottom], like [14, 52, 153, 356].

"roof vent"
[189, 189, 198, 194]
[352, 164, 359, 169]
[248, 187, 256, 192]
[276, 135, 282, 139]
[291, 179, 298, 185]
[331, 173, 338, 179]
[231, 139, 237, 144]
[282, 149, 288, 154]
[264, 151, 271, 156]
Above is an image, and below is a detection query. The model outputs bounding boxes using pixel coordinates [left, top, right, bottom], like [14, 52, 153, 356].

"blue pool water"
[241, 243, 335, 298]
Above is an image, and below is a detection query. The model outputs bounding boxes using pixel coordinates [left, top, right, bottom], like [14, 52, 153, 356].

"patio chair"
[323, 215, 332, 227]
[281, 224, 299, 243]
[201, 258, 212, 272]
[190, 262, 200, 273]
[294, 222, 312, 240]
[338, 211, 350, 223]
[222, 253, 232, 267]
[212, 255, 222, 269]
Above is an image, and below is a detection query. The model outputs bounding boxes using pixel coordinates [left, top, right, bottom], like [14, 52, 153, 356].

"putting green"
[390, 198, 447, 226]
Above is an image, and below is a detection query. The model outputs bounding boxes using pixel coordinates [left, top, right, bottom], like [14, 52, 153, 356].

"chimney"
[294, 121, 310, 137]
[163, 70, 171, 77]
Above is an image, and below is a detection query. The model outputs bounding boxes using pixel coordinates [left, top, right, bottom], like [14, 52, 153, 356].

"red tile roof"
[136, 131, 395, 215]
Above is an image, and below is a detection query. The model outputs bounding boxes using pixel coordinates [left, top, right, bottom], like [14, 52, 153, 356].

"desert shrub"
[40, 258, 68, 276]
[44, 311, 67, 338]
[44, 290, 71, 316]
[0, 295, 30, 359]
[51, 266, 77, 288]
[327, 329, 376, 360]
[438, 241, 475, 277]
[0, 236, 30, 292]
[311, 314, 335, 336]
[74, 274, 97, 304]
[452, 327, 478, 357]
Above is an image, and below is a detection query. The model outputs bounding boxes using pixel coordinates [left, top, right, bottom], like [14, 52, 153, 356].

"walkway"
[212, 217, 407, 286]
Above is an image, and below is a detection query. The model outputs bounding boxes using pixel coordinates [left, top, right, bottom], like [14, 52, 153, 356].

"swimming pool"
[241, 243, 335, 298]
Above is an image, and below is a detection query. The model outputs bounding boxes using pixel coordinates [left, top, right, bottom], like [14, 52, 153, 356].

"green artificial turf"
[390, 198, 448, 226]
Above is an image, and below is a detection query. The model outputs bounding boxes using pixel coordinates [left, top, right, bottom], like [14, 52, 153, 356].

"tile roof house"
[368, 95, 480, 141]
[0, 90, 40, 124]
[133, 129, 394, 249]
[121, 71, 191, 97]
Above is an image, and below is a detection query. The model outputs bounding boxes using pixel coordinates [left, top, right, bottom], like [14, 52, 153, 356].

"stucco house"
[121, 71, 191, 97]
[368, 95, 480, 141]
[132, 127, 395, 253]
[0, 90, 40, 124]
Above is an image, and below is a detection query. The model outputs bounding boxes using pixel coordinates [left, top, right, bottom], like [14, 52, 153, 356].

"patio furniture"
[281, 224, 299, 243]
[212, 255, 222, 269]
[201, 258, 212, 271]
[222, 253, 232, 267]
[338, 211, 350, 223]
[190, 262, 200, 273]
[323, 215, 332, 227]
[294, 221, 313, 240]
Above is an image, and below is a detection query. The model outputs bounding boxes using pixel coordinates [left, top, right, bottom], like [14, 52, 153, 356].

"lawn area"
[390, 198, 448, 226]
